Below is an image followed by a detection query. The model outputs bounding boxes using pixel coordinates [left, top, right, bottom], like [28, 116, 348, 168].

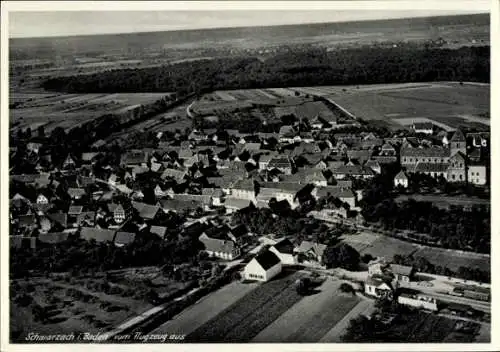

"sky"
[9, 9, 489, 39]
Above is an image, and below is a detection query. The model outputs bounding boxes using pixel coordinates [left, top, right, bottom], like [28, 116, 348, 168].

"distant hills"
[10, 13, 489, 60]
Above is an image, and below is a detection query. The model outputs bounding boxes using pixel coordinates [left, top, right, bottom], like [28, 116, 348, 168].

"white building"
[398, 293, 438, 311]
[468, 164, 487, 186]
[244, 250, 282, 282]
[394, 171, 409, 188]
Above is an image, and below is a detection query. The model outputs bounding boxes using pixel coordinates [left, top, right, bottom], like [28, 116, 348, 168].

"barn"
[243, 250, 282, 282]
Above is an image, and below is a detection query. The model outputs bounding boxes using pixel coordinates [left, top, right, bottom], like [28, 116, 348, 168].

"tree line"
[42, 45, 489, 94]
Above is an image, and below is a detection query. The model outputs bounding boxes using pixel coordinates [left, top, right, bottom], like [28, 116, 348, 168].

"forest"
[42, 45, 490, 94]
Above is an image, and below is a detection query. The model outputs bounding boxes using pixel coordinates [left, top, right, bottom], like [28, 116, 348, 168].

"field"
[342, 231, 490, 273]
[10, 93, 173, 134]
[395, 194, 490, 210]
[156, 270, 374, 343]
[253, 278, 370, 343]
[9, 268, 189, 342]
[151, 280, 259, 335]
[293, 82, 489, 131]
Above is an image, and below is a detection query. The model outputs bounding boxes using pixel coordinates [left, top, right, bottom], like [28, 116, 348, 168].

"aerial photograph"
[5, 3, 491, 346]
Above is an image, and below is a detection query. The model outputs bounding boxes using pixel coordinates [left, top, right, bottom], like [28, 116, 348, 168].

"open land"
[9, 267, 190, 341]
[395, 194, 490, 209]
[341, 231, 490, 273]
[10, 93, 173, 134]
[293, 82, 489, 130]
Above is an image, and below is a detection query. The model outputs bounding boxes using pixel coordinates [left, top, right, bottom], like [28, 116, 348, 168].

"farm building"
[295, 241, 327, 265]
[412, 122, 434, 135]
[364, 276, 394, 299]
[244, 250, 282, 282]
[198, 233, 240, 260]
[398, 292, 438, 311]
[269, 238, 297, 265]
[394, 171, 409, 188]
[390, 264, 415, 283]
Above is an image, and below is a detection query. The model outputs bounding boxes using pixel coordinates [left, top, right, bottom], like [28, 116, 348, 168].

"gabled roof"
[80, 227, 116, 243]
[253, 250, 281, 270]
[199, 234, 237, 254]
[272, 238, 295, 254]
[400, 146, 449, 158]
[394, 171, 408, 180]
[231, 178, 255, 191]
[268, 156, 293, 169]
[161, 168, 187, 182]
[132, 201, 160, 220]
[201, 188, 225, 198]
[121, 150, 149, 165]
[114, 231, 136, 246]
[450, 129, 466, 142]
[224, 198, 253, 209]
[297, 241, 327, 257]
[68, 205, 84, 215]
[413, 162, 449, 173]
[315, 186, 355, 200]
[390, 264, 414, 276]
[150, 225, 167, 239]
[67, 188, 86, 198]
[38, 232, 69, 244]
[46, 212, 68, 227]
[413, 122, 434, 130]
[333, 164, 374, 176]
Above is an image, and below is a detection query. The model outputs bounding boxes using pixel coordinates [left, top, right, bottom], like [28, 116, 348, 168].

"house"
[108, 203, 130, 224]
[258, 153, 278, 171]
[314, 186, 356, 209]
[390, 264, 414, 282]
[10, 236, 37, 250]
[398, 292, 438, 311]
[447, 152, 467, 183]
[364, 276, 394, 299]
[400, 146, 450, 167]
[81, 152, 100, 164]
[132, 201, 160, 221]
[201, 188, 225, 206]
[36, 193, 50, 204]
[268, 156, 294, 175]
[368, 258, 389, 276]
[27, 142, 43, 154]
[62, 154, 76, 169]
[468, 164, 487, 185]
[67, 188, 86, 200]
[244, 250, 282, 282]
[412, 162, 449, 179]
[161, 168, 187, 183]
[257, 182, 305, 209]
[278, 125, 297, 143]
[80, 227, 116, 243]
[230, 179, 255, 201]
[269, 238, 297, 265]
[38, 232, 69, 245]
[412, 122, 434, 135]
[150, 225, 167, 239]
[380, 143, 396, 156]
[394, 171, 409, 188]
[224, 198, 253, 213]
[346, 149, 373, 164]
[120, 150, 149, 167]
[332, 164, 374, 179]
[198, 233, 240, 260]
[365, 160, 381, 174]
[296, 241, 327, 265]
[114, 231, 136, 247]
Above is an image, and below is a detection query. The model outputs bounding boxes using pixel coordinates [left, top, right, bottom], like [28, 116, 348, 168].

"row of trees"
[42, 46, 489, 94]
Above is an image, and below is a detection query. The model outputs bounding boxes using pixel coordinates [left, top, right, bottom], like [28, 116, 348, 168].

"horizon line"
[9, 11, 489, 40]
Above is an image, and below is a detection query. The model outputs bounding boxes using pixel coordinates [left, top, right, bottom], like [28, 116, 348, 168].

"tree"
[340, 283, 355, 294]
[295, 277, 312, 295]
[322, 243, 360, 270]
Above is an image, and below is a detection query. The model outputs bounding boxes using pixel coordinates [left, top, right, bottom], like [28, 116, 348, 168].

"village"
[8, 90, 491, 342]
